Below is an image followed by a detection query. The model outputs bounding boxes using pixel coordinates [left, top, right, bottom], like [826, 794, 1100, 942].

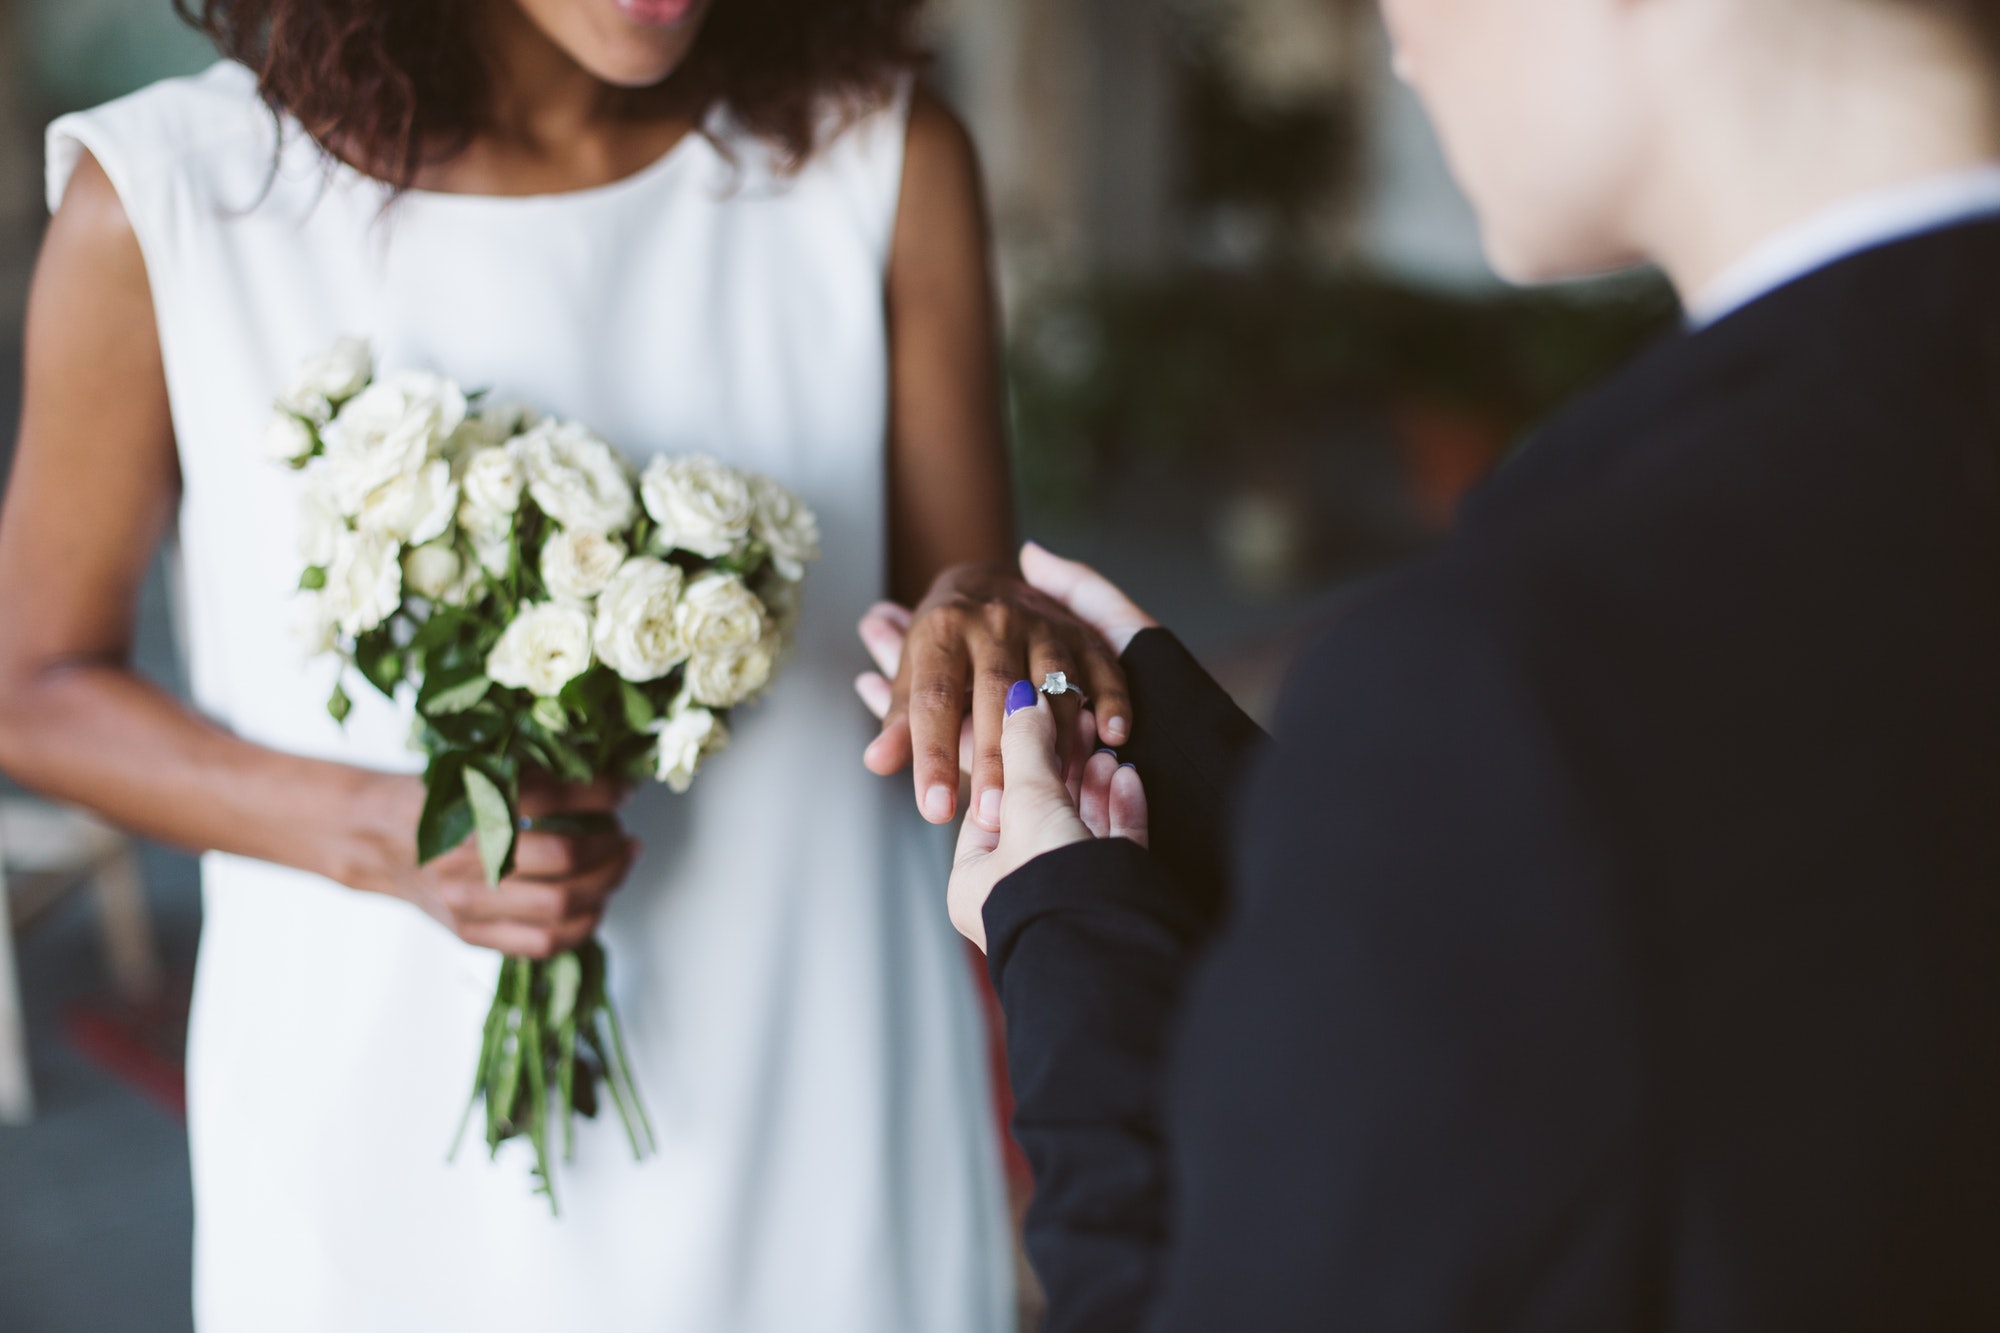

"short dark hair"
[174, 0, 928, 189]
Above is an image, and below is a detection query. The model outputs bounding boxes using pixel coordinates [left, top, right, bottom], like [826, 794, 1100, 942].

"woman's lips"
[614, 0, 699, 27]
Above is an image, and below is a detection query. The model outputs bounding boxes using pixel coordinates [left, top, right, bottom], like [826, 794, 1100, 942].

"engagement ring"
[1040, 671, 1087, 704]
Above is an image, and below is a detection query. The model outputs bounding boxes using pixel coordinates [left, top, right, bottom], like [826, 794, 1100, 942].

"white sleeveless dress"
[46, 62, 1012, 1333]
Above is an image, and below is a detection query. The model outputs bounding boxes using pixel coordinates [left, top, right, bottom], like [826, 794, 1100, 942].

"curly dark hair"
[173, 0, 927, 188]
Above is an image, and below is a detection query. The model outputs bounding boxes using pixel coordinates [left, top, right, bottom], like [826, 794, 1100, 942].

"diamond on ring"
[1041, 671, 1079, 699]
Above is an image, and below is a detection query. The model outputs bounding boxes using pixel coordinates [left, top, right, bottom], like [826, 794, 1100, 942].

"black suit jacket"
[985, 220, 2000, 1331]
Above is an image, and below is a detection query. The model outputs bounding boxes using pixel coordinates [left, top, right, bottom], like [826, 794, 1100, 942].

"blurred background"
[0, 1, 1673, 1328]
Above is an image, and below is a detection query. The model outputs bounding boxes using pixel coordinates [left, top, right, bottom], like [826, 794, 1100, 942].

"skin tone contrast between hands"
[0, 0, 1121, 958]
[857, 543, 1159, 951]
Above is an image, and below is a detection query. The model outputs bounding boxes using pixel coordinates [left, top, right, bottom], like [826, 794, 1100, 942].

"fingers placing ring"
[1027, 637, 1085, 787]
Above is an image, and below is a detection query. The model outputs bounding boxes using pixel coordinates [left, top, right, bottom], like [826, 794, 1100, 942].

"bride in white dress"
[0, 0, 1123, 1327]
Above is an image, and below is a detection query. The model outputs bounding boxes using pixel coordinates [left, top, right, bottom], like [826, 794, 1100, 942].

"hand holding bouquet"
[271, 338, 819, 1208]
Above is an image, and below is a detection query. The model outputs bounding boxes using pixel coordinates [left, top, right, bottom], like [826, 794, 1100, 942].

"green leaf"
[298, 565, 327, 591]
[618, 680, 658, 732]
[416, 755, 473, 864]
[546, 951, 583, 1029]
[409, 606, 470, 656]
[462, 763, 516, 886]
[424, 674, 492, 716]
[326, 681, 351, 724]
[356, 634, 404, 700]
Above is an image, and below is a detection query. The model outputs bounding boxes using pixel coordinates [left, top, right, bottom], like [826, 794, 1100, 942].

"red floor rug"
[63, 972, 192, 1118]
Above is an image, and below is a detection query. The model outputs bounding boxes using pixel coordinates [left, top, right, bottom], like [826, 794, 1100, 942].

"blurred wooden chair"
[0, 797, 162, 1125]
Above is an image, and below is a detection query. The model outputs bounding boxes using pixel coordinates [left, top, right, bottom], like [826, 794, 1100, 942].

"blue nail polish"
[1004, 680, 1039, 718]
[1119, 762, 1137, 771]
[1095, 748, 1119, 758]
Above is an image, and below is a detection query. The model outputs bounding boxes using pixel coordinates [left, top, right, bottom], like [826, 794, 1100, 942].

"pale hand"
[1017, 541, 1160, 657]
[947, 686, 1149, 952]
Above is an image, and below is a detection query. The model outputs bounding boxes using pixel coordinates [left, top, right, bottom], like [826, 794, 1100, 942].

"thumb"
[999, 681, 1074, 814]
[1019, 542, 1158, 655]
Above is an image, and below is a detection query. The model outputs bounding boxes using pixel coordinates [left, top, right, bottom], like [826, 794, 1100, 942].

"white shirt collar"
[1686, 163, 2000, 327]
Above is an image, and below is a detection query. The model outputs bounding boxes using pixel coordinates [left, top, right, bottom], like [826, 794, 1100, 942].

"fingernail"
[1102, 717, 1131, 744]
[1095, 748, 1119, 759]
[978, 787, 1002, 826]
[924, 784, 954, 822]
[1119, 762, 1136, 771]
[1004, 680, 1039, 718]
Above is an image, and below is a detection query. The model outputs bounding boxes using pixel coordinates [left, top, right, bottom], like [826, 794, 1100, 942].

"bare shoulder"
[900, 85, 986, 217]
[41, 148, 149, 291]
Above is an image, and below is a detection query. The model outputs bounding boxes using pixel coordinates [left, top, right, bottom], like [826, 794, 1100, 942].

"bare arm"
[0, 153, 627, 958]
[884, 88, 1016, 603]
[869, 90, 1132, 829]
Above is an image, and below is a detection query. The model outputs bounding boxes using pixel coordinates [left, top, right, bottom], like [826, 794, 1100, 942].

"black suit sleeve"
[988, 587, 1653, 1332]
[984, 838, 1204, 1331]
[1112, 629, 1268, 926]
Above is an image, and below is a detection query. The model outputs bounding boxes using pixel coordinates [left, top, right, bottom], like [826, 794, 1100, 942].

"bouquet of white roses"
[270, 337, 820, 1208]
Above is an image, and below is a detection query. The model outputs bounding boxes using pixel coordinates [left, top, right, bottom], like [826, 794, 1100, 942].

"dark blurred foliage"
[1177, 58, 1360, 255]
[1008, 270, 1681, 511]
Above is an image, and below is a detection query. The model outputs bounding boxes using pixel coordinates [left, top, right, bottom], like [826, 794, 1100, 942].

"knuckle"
[914, 680, 962, 713]
[981, 602, 1020, 637]
[978, 667, 1021, 696]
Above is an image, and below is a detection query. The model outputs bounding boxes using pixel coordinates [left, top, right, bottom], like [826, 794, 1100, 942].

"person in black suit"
[857, 0, 2000, 1327]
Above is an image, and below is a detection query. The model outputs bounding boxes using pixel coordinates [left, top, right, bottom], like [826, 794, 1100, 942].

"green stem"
[599, 994, 657, 1156]
[449, 979, 510, 1162]
[521, 971, 555, 1215]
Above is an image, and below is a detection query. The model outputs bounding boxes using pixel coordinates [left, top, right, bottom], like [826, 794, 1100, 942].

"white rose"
[356, 458, 458, 546]
[652, 703, 728, 794]
[265, 412, 317, 466]
[673, 571, 766, 655]
[591, 556, 689, 682]
[683, 636, 775, 709]
[320, 371, 468, 516]
[458, 446, 526, 538]
[540, 529, 627, 603]
[487, 602, 594, 698]
[296, 480, 345, 568]
[289, 591, 339, 657]
[513, 419, 636, 536]
[276, 336, 373, 424]
[471, 532, 514, 578]
[403, 541, 467, 604]
[750, 476, 821, 581]
[640, 453, 754, 559]
[450, 401, 539, 455]
[323, 529, 403, 637]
